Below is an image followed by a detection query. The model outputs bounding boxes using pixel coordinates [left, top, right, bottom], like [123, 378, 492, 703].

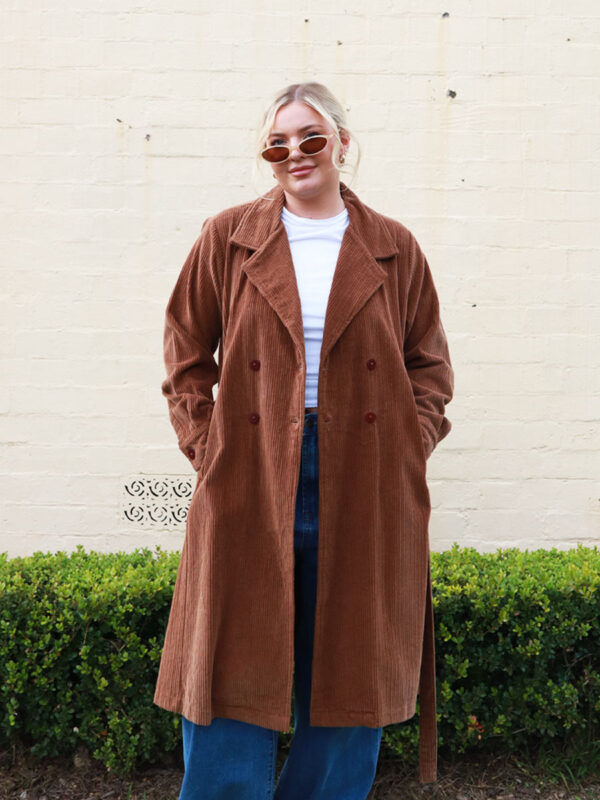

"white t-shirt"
[281, 204, 350, 408]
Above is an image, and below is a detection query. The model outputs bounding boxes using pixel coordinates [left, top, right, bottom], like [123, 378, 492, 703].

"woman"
[155, 82, 454, 799]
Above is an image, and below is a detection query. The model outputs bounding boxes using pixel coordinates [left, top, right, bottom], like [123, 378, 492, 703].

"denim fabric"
[178, 411, 383, 800]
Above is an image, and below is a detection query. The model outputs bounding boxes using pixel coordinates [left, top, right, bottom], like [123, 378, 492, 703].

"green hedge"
[383, 544, 600, 764]
[0, 544, 598, 776]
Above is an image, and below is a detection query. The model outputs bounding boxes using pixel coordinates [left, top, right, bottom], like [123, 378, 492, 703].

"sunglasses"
[261, 133, 336, 164]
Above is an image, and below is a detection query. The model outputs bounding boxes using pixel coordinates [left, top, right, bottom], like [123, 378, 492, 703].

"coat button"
[249, 412, 260, 424]
[365, 412, 376, 423]
[250, 359, 261, 370]
[366, 358, 376, 370]
[186, 447, 195, 459]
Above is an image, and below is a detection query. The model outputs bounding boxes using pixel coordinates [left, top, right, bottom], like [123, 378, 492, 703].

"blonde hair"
[251, 82, 361, 197]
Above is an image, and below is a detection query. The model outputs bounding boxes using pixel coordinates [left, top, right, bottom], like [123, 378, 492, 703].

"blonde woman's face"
[266, 101, 347, 202]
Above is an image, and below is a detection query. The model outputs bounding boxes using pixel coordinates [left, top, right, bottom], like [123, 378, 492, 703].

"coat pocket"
[401, 373, 428, 465]
[197, 445, 208, 480]
[197, 402, 216, 480]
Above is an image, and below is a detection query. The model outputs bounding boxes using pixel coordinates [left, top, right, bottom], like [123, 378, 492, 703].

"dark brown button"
[367, 358, 376, 370]
[365, 412, 376, 423]
[248, 412, 260, 424]
[250, 359, 261, 370]
[186, 447, 195, 459]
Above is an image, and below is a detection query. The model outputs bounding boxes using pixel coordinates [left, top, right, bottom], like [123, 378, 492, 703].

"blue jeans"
[178, 411, 383, 800]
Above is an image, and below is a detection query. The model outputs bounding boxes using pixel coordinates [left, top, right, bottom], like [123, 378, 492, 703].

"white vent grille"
[122, 476, 194, 528]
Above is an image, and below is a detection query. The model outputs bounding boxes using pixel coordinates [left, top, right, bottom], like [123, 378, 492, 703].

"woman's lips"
[289, 166, 314, 177]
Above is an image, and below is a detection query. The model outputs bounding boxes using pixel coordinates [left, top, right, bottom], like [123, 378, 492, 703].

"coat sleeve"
[403, 234, 454, 460]
[161, 216, 222, 472]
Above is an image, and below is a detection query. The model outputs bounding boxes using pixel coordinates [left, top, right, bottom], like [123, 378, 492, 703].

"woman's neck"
[282, 187, 346, 219]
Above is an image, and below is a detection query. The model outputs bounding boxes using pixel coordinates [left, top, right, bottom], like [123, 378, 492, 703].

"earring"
[339, 152, 346, 164]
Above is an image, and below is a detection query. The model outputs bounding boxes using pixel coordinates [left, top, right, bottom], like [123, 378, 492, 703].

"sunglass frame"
[261, 133, 337, 164]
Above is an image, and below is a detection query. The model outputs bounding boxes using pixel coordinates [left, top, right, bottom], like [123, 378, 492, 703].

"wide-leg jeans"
[178, 411, 383, 799]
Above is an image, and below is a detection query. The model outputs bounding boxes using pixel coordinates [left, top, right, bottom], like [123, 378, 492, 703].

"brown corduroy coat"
[154, 181, 454, 783]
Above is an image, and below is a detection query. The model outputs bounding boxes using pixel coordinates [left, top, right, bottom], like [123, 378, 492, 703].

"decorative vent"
[122, 476, 194, 528]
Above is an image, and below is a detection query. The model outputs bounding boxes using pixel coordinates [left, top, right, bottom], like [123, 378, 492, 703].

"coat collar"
[228, 182, 399, 370]
[229, 181, 399, 259]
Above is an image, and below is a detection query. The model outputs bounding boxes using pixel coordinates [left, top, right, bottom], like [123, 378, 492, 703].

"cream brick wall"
[1, 2, 598, 556]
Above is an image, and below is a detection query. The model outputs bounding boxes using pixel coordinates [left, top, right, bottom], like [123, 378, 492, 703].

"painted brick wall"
[1, 1, 599, 556]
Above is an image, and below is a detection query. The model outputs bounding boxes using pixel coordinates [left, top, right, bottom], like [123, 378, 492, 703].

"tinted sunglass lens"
[262, 146, 289, 163]
[300, 136, 328, 155]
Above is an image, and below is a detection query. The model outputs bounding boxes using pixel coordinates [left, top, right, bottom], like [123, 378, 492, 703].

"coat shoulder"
[352, 193, 420, 256]
[197, 197, 255, 245]
[368, 206, 419, 253]
[357, 200, 433, 291]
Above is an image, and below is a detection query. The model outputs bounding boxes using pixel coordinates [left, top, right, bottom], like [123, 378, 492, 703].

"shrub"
[1, 543, 598, 776]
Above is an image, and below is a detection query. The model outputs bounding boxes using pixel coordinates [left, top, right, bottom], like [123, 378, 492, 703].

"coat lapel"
[229, 181, 399, 367]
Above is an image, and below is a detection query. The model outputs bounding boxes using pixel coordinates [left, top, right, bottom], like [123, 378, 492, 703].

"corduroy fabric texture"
[154, 181, 454, 783]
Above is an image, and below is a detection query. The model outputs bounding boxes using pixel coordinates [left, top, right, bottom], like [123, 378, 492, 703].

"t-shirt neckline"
[281, 205, 349, 225]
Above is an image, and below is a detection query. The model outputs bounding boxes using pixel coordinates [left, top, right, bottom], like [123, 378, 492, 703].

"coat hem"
[308, 705, 416, 728]
[153, 697, 291, 733]
[154, 697, 420, 731]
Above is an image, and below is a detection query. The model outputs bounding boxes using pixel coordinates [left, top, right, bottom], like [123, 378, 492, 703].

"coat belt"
[418, 557, 437, 783]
